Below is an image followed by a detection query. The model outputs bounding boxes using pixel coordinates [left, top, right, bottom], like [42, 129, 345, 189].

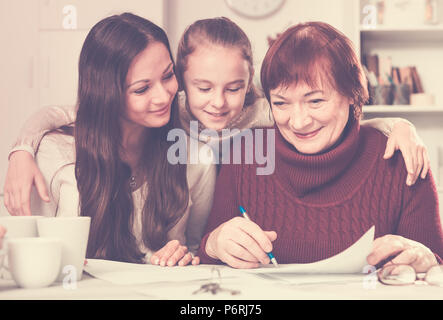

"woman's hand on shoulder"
[367, 234, 438, 273]
[150, 239, 199, 267]
[3, 151, 50, 216]
[383, 121, 430, 186]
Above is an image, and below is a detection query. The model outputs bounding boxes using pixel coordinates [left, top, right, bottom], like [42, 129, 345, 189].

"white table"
[1, 272, 442, 300]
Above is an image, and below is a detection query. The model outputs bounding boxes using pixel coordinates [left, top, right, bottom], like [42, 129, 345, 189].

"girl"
[5, 13, 216, 266]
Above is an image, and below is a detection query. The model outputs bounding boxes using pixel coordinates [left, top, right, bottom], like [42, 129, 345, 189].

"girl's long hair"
[75, 13, 188, 262]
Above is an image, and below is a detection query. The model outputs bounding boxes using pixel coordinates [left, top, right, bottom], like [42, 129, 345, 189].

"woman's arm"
[198, 163, 277, 268]
[3, 105, 76, 216]
[361, 117, 429, 185]
[396, 169, 443, 262]
[367, 168, 443, 271]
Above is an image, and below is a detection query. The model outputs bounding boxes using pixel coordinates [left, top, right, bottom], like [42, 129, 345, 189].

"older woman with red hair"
[198, 22, 443, 272]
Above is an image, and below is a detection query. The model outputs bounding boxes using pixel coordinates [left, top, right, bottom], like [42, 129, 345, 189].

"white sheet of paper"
[84, 226, 375, 285]
[244, 225, 375, 275]
[84, 259, 228, 285]
[255, 273, 367, 285]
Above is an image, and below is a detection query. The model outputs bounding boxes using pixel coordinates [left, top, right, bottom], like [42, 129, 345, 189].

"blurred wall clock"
[224, 0, 286, 19]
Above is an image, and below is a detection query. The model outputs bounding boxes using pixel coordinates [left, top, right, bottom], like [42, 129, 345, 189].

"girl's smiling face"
[183, 44, 251, 131]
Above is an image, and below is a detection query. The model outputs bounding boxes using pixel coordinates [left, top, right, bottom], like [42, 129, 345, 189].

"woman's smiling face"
[270, 74, 352, 155]
[124, 41, 178, 129]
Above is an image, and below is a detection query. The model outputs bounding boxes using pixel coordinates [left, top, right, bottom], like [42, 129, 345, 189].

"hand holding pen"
[239, 206, 279, 267]
[205, 207, 278, 269]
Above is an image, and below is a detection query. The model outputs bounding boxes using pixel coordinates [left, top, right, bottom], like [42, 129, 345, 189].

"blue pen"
[238, 206, 279, 267]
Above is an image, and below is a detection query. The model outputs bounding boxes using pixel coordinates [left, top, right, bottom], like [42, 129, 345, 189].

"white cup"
[0, 216, 43, 279]
[0, 216, 43, 237]
[37, 217, 90, 282]
[6, 237, 61, 289]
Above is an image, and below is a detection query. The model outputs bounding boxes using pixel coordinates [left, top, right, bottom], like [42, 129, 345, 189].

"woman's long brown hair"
[75, 13, 188, 262]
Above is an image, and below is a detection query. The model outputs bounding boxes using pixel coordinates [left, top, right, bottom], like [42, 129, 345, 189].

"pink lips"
[150, 104, 170, 116]
[294, 127, 322, 139]
[204, 110, 229, 120]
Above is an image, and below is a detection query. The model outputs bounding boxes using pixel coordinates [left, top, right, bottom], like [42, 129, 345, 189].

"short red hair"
[260, 22, 368, 119]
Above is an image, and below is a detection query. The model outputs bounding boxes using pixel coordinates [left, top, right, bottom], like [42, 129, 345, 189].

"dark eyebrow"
[271, 90, 324, 100]
[270, 93, 287, 100]
[226, 80, 245, 86]
[127, 62, 174, 88]
[192, 79, 212, 85]
[304, 90, 323, 97]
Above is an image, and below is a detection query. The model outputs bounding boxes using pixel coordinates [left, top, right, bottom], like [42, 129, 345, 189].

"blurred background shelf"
[363, 105, 443, 113]
[358, 0, 443, 192]
[360, 24, 443, 41]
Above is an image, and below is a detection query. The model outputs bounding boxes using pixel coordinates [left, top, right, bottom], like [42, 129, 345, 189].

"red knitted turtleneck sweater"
[198, 117, 443, 265]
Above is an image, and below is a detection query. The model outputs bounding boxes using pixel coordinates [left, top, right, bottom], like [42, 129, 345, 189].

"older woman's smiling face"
[270, 76, 352, 155]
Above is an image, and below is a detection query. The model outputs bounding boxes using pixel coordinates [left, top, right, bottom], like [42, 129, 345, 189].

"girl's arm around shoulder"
[9, 105, 76, 158]
[32, 133, 78, 218]
[362, 117, 429, 186]
[4, 106, 75, 216]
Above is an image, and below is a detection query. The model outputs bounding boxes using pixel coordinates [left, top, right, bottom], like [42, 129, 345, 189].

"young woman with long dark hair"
[5, 13, 216, 266]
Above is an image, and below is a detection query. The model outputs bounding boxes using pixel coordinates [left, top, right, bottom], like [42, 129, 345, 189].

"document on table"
[84, 226, 375, 285]
[84, 259, 234, 285]
[246, 225, 375, 275]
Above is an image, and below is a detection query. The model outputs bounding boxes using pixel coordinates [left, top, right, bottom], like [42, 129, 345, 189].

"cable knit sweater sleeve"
[396, 168, 443, 262]
[198, 163, 240, 264]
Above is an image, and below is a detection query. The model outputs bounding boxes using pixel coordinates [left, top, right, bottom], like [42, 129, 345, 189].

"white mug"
[0, 216, 43, 237]
[6, 237, 61, 289]
[37, 217, 90, 282]
[0, 216, 43, 279]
